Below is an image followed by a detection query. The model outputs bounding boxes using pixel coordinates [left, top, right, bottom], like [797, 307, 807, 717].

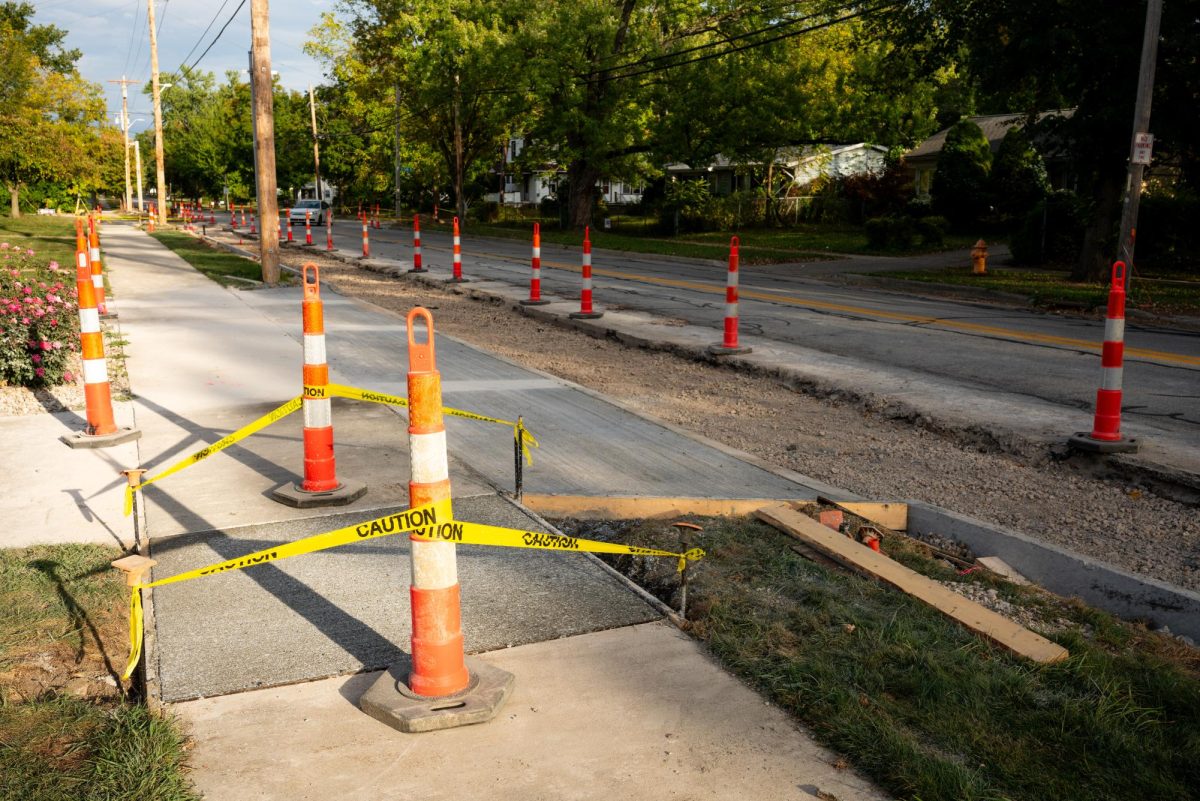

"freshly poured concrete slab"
[175, 622, 890, 801]
[238, 286, 816, 500]
[149, 494, 659, 702]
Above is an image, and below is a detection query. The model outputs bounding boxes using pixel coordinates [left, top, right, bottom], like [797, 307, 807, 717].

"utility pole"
[1115, 0, 1163, 275]
[108, 77, 140, 212]
[393, 85, 402, 217]
[308, 84, 322, 204]
[453, 72, 464, 222]
[250, 0, 280, 284]
[133, 140, 144, 215]
[146, 0, 167, 226]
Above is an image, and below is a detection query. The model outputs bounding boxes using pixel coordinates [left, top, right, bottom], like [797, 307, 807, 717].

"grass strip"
[0, 545, 199, 801]
[880, 267, 1200, 316]
[586, 516, 1200, 801]
[0, 215, 77, 269]
[149, 230, 270, 286]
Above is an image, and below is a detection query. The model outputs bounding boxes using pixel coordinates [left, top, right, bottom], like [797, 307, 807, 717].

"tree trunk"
[1072, 173, 1121, 281]
[9, 184, 20, 218]
[566, 160, 600, 230]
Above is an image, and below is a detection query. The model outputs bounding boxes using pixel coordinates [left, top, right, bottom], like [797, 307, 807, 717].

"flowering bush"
[0, 243, 79, 387]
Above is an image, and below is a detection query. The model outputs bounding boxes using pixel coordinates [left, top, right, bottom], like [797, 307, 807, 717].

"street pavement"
[311, 217, 1200, 474]
[72, 224, 883, 800]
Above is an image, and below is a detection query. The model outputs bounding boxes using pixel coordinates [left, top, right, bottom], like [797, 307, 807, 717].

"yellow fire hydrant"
[971, 239, 988, 275]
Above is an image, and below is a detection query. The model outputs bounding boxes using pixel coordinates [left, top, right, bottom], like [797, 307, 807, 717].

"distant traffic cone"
[570, 227, 602, 319]
[707, 236, 751, 355]
[87, 215, 111, 317]
[61, 219, 140, 449]
[451, 217, 466, 282]
[409, 214, 425, 273]
[520, 222, 550, 306]
[271, 263, 366, 507]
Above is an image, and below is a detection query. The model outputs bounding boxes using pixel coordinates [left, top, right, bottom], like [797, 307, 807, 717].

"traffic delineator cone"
[707, 236, 751, 355]
[520, 222, 550, 306]
[450, 217, 467, 282]
[569, 227, 602, 319]
[88, 215, 113, 318]
[359, 307, 514, 733]
[271, 264, 367, 508]
[286, 210, 294, 243]
[61, 219, 140, 449]
[1070, 261, 1139, 454]
[408, 214, 425, 273]
[361, 214, 370, 259]
[305, 211, 314, 246]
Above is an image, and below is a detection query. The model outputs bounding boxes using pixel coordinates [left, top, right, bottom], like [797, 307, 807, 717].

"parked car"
[288, 199, 330, 226]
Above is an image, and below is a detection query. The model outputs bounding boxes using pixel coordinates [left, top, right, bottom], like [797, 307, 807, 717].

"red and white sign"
[1132, 132, 1154, 165]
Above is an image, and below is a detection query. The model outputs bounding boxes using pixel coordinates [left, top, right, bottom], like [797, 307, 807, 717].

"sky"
[31, 0, 336, 134]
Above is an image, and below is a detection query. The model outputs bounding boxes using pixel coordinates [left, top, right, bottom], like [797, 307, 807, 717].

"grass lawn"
[579, 515, 1200, 801]
[881, 266, 1200, 316]
[149, 230, 280, 286]
[471, 220, 978, 264]
[0, 214, 78, 269]
[0, 544, 198, 801]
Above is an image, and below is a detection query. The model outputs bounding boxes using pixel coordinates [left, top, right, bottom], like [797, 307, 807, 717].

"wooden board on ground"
[818, 497, 909, 531]
[521, 494, 799, 521]
[754, 503, 1068, 664]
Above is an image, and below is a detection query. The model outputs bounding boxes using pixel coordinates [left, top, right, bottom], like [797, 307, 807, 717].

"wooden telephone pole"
[249, 0, 280, 284]
[107, 77, 140, 212]
[146, 0, 167, 225]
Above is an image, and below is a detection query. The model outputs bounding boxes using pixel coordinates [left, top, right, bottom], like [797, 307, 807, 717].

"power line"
[134, 0, 170, 80]
[187, 0, 248, 73]
[120, 0, 142, 77]
[177, 0, 235, 72]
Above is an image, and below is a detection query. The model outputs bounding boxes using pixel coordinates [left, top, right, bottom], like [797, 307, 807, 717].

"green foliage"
[1137, 190, 1200, 275]
[0, 241, 77, 387]
[931, 119, 992, 228]
[990, 126, 1049, 225]
[1010, 190, 1087, 266]
[864, 215, 915, 249]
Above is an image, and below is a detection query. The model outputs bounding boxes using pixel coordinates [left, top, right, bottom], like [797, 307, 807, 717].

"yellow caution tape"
[310, 383, 540, 465]
[123, 396, 303, 516]
[120, 498, 453, 679]
[410, 518, 706, 573]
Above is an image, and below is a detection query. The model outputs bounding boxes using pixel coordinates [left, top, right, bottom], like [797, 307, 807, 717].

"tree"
[930, 119, 991, 228]
[989, 126, 1048, 226]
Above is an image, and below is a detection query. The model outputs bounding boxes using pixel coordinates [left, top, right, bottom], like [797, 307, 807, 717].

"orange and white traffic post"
[451, 217, 466, 282]
[61, 219, 140, 449]
[1070, 261, 1139, 454]
[87, 215, 111, 318]
[569, 226, 602, 319]
[707, 236, 751, 355]
[373, 203, 381, 229]
[286, 210, 294, 243]
[304, 211, 313, 246]
[361, 213, 370, 258]
[409, 214, 425, 273]
[357, 308, 514, 733]
[520, 222, 550, 306]
[325, 210, 335, 252]
[271, 264, 366, 507]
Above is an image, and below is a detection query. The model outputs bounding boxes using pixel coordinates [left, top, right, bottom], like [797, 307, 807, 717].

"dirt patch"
[274, 247, 1200, 592]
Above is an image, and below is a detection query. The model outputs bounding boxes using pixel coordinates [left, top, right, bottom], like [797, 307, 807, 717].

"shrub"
[0, 245, 79, 387]
[931, 119, 993, 229]
[916, 215, 948, 247]
[1010, 190, 1086, 266]
[989, 126, 1049, 225]
[864, 215, 917, 250]
[1137, 189, 1200, 275]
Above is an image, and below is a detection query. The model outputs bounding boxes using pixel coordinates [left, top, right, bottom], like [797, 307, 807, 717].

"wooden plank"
[521, 494, 799, 520]
[754, 504, 1068, 664]
[818, 498, 909, 531]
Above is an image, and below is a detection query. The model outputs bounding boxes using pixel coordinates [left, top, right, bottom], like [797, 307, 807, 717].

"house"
[664, 143, 890, 196]
[903, 111, 1074, 197]
[487, 136, 645, 207]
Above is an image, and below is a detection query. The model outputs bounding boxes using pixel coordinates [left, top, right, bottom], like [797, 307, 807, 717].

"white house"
[665, 144, 889, 195]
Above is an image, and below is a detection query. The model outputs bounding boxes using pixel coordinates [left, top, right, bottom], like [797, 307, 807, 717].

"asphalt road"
[315, 217, 1200, 447]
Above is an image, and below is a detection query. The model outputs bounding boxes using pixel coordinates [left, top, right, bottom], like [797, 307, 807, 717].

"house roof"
[904, 111, 1075, 164]
[666, 143, 887, 172]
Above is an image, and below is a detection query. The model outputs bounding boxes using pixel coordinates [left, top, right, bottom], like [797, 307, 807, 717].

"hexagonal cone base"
[408, 267, 427, 274]
[359, 655, 514, 734]
[269, 479, 367, 508]
[1068, 433, 1139, 454]
[450, 277, 470, 284]
[569, 311, 603, 319]
[519, 299, 551, 306]
[60, 427, 142, 450]
[707, 344, 752, 356]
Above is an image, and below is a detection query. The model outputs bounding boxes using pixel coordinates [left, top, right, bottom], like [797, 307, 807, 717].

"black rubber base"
[60, 426, 142, 450]
[359, 655, 515, 734]
[269, 479, 368, 508]
[1068, 433, 1140, 454]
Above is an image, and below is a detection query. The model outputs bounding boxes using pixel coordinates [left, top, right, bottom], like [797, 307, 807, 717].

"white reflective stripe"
[89, 248, 100, 261]
[454, 236, 461, 246]
[582, 254, 591, 267]
[1104, 318, 1125, 342]
[454, 254, 461, 263]
[412, 540, 457, 588]
[725, 303, 738, 317]
[532, 247, 541, 258]
[303, 397, 332, 428]
[582, 277, 593, 290]
[77, 253, 88, 269]
[410, 431, 449, 483]
[82, 358, 108, 384]
[532, 268, 541, 279]
[92, 274, 103, 288]
[79, 308, 100, 333]
[726, 271, 738, 287]
[413, 245, 422, 255]
[1101, 367, 1124, 391]
[303, 334, 326, 365]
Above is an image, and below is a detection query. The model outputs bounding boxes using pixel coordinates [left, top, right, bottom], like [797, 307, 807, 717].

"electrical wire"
[187, 0, 248, 73]
[177, 0, 235, 72]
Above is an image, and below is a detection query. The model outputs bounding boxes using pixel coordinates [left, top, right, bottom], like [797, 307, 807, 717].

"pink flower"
[48, 261, 59, 271]
[38, 340, 49, 350]
[63, 371, 74, 382]
[34, 367, 44, 377]
[21, 317, 29, 324]
[49, 319, 58, 327]
[0, 243, 8, 250]
[31, 354, 41, 364]
[22, 286, 31, 294]
[25, 249, 34, 256]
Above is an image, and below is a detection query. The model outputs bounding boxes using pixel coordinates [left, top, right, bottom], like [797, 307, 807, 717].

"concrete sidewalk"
[93, 224, 888, 800]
